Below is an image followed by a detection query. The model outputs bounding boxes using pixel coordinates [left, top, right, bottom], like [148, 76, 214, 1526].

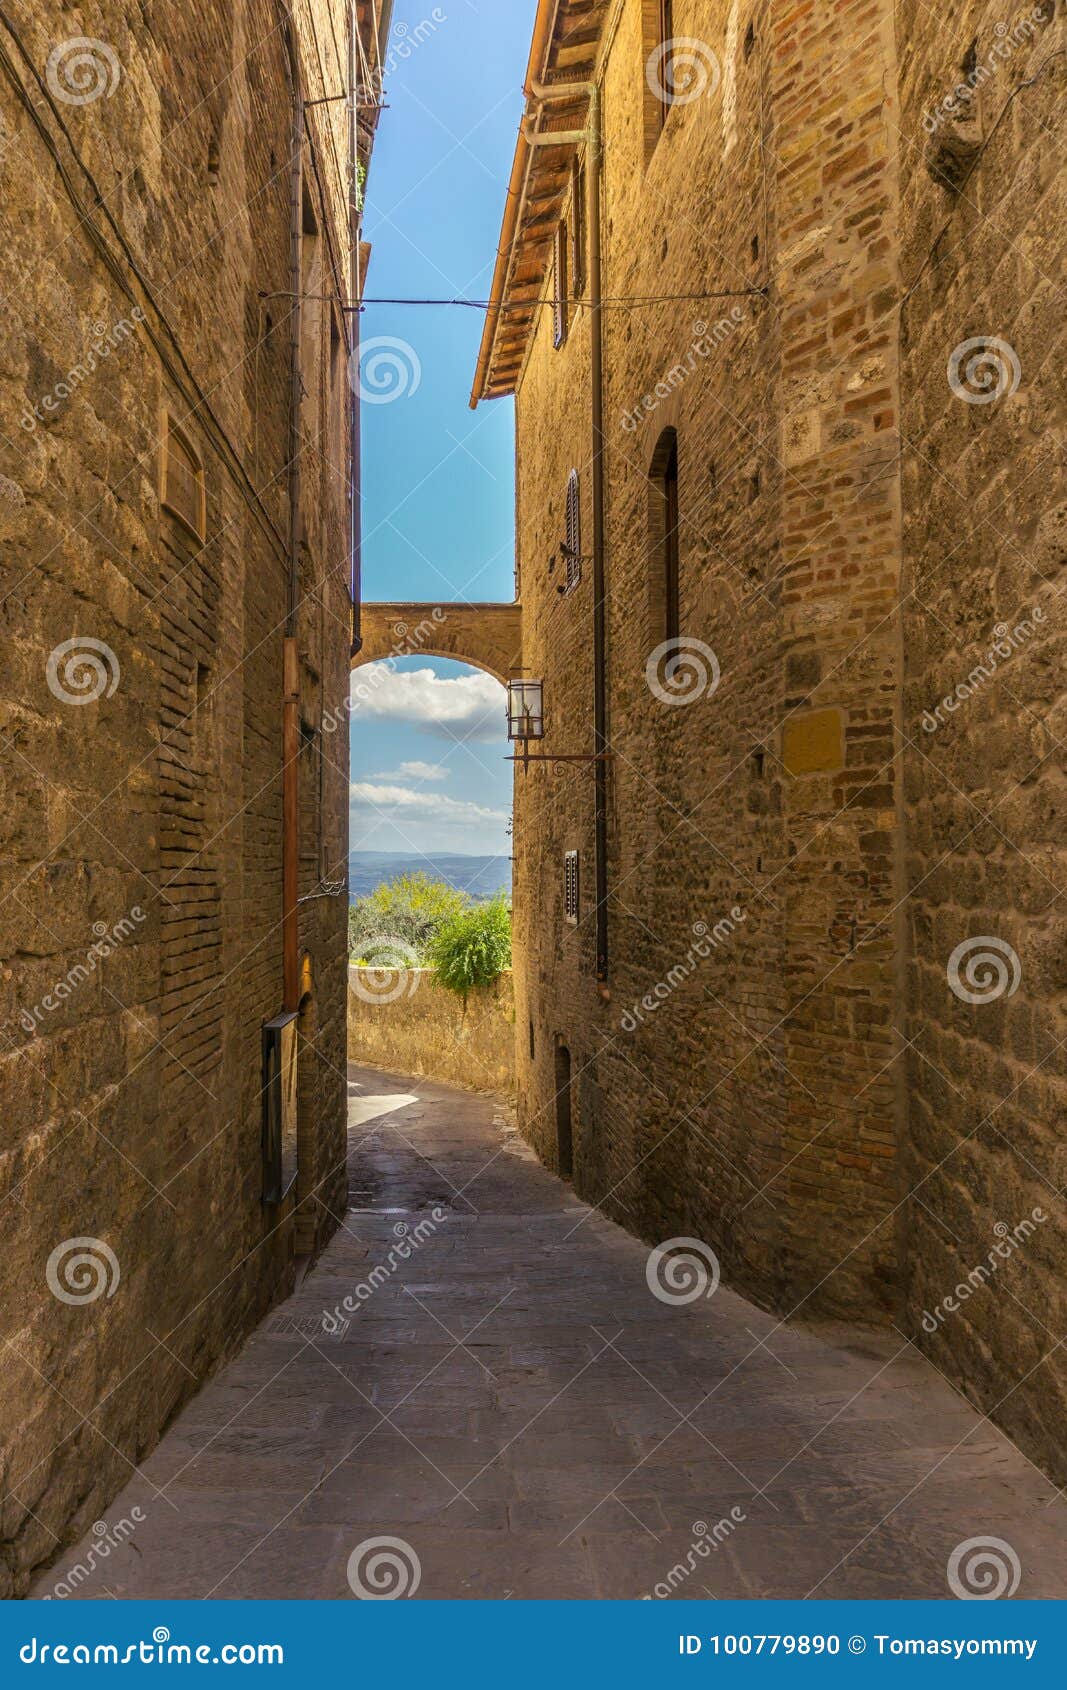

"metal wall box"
[261, 1011, 298, 1204]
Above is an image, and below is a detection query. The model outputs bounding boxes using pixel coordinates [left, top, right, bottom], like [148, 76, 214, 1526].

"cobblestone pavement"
[38, 1067, 1067, 1600]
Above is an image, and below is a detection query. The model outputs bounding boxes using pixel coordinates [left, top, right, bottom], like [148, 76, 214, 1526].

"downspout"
[587, 85, 609, 992]
[348, 0, 394, 649]
[283, 12, 304, 1015]
[523, 76, 610, 989]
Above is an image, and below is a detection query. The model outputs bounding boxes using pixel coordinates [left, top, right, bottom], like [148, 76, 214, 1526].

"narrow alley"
[3, 0, 1065, 1635]
[38, 1068, 1065, 1602]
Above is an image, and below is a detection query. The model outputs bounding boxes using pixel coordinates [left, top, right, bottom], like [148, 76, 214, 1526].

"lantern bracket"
[506, 748, 614, 775]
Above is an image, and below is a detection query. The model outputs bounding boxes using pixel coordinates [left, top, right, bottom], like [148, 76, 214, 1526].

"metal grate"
[265, 1313, 350, 1340]
[563, 850, 580, 924]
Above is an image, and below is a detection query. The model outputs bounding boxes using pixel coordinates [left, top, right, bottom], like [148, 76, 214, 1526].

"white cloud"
[368, 760, 448, 782]
[350, 782, 509, 827]
[349, 664, 505, 741]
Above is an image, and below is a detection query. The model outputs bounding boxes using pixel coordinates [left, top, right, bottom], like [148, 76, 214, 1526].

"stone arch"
[353, 602, 523, 686]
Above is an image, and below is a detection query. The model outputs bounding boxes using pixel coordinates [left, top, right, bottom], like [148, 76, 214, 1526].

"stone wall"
[348, 969, 516, 1097]
[0, 0, 360, 1593]
[896, 0, 1066, 1474]
[504, 0, 1065, 1480]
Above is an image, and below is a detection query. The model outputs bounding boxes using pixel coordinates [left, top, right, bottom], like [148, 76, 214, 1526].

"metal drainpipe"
[588, 85, 610, 991]
[526, 78, 610, 990]
[348, 0, 395, 651]
[283, 28, 304, 1015]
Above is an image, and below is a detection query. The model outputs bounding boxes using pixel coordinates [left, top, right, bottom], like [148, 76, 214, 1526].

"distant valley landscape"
[348, 850, 512, 900]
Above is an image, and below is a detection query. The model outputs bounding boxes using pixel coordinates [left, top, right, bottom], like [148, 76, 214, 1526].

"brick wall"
[0, 0, 358, 1592]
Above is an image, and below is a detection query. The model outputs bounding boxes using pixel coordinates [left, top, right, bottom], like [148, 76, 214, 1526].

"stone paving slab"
[36, 1065, 1067, 1600]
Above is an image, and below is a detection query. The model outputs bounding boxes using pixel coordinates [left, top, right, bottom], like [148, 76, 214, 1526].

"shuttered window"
[660, 0, 675, 119]
[644, 0, 676, 158]
[552, 222, 568, 349]
[571, 161, 586, 296]
[563, 850, 580, 924]
[160, 413, 206, 541]
[564, 469, 581, 591]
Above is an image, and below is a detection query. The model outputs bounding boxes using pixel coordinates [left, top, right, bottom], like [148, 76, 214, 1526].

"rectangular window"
[643, 0, 675, 160]
[552, 222, 568, 349]
[300, 187, 322, 441]
[660, 0, 674, 81]
[329, 304, 347, 496]
[563, 850, 580, 924]
[160, 411, 206, 541]
[663, 439, 680, 644]
[299, 716, 322, 879]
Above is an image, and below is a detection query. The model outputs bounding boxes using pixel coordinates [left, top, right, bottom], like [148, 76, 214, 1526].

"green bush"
[427, 894, 512, 997]
[348, 873, 468, 964]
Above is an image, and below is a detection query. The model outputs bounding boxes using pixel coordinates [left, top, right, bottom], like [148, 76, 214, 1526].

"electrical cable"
[259, 288, 768, 310]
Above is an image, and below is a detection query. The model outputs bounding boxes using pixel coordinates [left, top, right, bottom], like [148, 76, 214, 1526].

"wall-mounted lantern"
[507, 678, 545, 744]
[505, 675, 612, 775]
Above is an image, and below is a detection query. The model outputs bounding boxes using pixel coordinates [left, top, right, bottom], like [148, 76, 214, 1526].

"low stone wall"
[348, 968, 516, 1097]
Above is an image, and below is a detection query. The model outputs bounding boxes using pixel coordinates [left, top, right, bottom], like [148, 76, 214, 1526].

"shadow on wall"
[347, 968, 516, 1097]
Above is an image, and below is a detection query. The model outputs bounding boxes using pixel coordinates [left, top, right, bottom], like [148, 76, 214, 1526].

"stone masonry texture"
[0, 0, 362, 1594]
[355, 601, 524, 686]
[896, 0, 1066, 1483]
[502, 0, 1066, 1486]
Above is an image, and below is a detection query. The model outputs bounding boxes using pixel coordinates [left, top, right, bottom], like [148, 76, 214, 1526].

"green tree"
[427, 894, 512, 997]
[348, 873, 469, 964]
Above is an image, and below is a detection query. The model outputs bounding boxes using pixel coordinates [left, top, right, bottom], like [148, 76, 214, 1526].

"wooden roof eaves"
[470, 0, 609, 407]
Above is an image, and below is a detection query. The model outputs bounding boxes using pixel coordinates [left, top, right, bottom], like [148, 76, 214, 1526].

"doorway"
[294, 983, 317, 1257]
[554, 1041, 573, 1180]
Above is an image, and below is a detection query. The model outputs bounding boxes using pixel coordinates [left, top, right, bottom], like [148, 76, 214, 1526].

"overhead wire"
[259, 288, 768, 311]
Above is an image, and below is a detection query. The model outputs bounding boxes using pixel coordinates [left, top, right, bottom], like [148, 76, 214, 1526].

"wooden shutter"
[571, 161, 585, 296]
[160, 412, 206, 541]
[552, 222, 568, 349]
[564, 469, 581, 591]
[659, 0, 675, 119]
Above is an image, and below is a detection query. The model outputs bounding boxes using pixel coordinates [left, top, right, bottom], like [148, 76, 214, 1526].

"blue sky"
[349, 3, 532, 860]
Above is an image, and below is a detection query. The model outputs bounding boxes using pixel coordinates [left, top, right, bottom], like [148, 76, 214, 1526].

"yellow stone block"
[782, 708, 846, 775]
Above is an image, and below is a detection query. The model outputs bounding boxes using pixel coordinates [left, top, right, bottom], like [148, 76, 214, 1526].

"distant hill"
[349, 851, 512, 901]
